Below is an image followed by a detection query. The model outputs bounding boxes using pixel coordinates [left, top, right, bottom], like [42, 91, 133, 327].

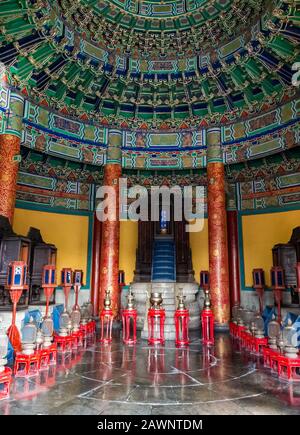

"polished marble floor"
[1, 332, 300, 415]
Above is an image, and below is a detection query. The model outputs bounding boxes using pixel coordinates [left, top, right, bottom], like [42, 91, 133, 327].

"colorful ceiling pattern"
[56, 0, 264, 56]
[0, 0, 299, 129]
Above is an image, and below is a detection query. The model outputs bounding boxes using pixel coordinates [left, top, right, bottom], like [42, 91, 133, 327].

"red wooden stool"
[251, 337, 268, 355]
[14, 352, 40, 377]
[263, 347, 279, 368]
[270, 350, 281, 375]
[278, 354, 300, 381]
[54, 335, 73, 353]
[241, 332, 248, 350]
[240, 330, 251, 349]
[263, 347, 271, 367]
[80, 323, 88, 339]
[72, 330, 84, 348]
[87, 320, 96, 335]
[236, 325, 246, 339]
[49, 343, 57, 365]
[0, 367, 12, 399]
[248, 336, 256, 352]
[38, 349, 50, 369]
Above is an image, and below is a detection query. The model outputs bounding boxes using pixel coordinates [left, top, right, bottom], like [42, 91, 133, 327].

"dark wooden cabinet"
[134, 221, 154, 282]
[289, 227, 300, 261]
[272, 244, 297, 288]
[174, 220, 195, 283]
[27, 228, 57, 305]
[0, 217, 31, 310]
[272, 226, 300, 305]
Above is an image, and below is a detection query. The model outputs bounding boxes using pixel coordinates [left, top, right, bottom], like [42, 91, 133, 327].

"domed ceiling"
[57, 0, 264, 58]
[0, 0, 299, 129]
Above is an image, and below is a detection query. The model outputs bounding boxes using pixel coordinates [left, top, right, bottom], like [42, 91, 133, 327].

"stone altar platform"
[130, 282, 201, 340]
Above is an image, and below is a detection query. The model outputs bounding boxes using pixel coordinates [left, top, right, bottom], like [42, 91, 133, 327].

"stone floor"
[1, 332, 300, 415]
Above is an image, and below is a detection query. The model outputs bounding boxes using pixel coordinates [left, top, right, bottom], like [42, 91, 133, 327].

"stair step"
[153, 260, 173, 264]
[152, 239, 176, 282]
[153, 276, 175, 279]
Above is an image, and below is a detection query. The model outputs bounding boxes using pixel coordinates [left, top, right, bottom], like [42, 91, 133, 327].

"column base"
[214, 322, 230, 332]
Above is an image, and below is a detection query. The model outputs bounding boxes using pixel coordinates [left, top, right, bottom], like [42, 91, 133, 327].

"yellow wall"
[190, 219, 209, 281]
[13, 208, 90, 282]
[14, 209, 138, 287]
[119, 220, 138, 284]
[242, 210, 300, 287]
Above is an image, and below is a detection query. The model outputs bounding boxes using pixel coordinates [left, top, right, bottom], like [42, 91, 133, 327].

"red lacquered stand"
[201, 308, 214, 346]
[99, 308, 113, 344]
[271, 267, 285, 323]
[122, 308, 137, 345]
[99, 290, 114, 344]
[237, 328, 268, 355]
[87, 320, 96, 335]
[252, 269, 265, 314]
[38, 348, 51, 369]
[263, 347, 300, 381]
[71, 330, 84, 348]
[0, 367, 12, 399]
[54, 334, 73, 353]
[201, 289, 214, 345]
[148, 308, 165, 346]
[277, 354, 300, 381]
[42, 265, 57, 317]
[236, 324, 246, 339]
[48, 343, 57, 365]
[14, 352, 40, 377]
[174, 308, 189, 347]
[7, 288, 23, 353]
[61, 268, 73, 311]
[263, 347, 273, 368]
[6, 261, 28, 353]
[240, 330, 252, 349]
[80, 323, 88, 339]
[38, 343, 58, 369]
[250, 337, 268, 355]
[268, 349, 282, 375]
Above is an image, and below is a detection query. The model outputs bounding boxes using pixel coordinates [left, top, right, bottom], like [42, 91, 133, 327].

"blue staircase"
[151, 239, 176, 282]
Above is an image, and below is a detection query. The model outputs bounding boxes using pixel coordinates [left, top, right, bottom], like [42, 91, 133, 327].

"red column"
[0, 135, 21, 222]
[98, 130, 122, 318]
[99, 164, 121, 318]
[207, 128, 230, 329]
[90, 214, 102, 317]
[0, 75, 24, 223]
[227, 210, 241, 308]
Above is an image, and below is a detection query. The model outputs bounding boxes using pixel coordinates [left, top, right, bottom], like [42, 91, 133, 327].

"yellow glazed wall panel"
[119, 220, 138, 284]
[242, 210, 300, 287]
[13, 208, 89, 279]
[190, 219, 209, 281]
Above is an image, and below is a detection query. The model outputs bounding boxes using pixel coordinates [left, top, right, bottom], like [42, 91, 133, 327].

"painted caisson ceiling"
[0, 0, 299, 129]
[57, 0, 265, 57]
